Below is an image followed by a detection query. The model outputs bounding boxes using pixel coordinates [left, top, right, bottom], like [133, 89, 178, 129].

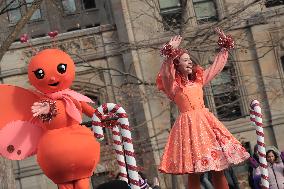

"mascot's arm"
[0, 84, 44, 160]
[81, 101, 95, 118]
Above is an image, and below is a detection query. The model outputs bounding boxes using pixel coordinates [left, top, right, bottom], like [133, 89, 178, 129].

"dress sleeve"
[203, 49, 229, 86]
[254, 167, 261, 176]
[156, 59, 178, 100]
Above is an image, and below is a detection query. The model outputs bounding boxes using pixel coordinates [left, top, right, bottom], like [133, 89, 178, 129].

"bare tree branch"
[0, 0, 44, 63]
[0, 0, 31, 15]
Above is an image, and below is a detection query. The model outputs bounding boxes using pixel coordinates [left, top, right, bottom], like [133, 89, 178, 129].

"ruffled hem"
[159, 157, 247, 174]
[159, 144, 249, 174]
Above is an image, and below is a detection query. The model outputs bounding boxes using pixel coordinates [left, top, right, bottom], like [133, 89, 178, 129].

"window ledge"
[83, 7, 99, 12]
[61, 11, 81, 17]
[60, 9, 99, 17]
[196, 17, 218, 25]
[27, 18, 45, 24]
[8, 18, 44, 27]
[160, 7, 181, 14]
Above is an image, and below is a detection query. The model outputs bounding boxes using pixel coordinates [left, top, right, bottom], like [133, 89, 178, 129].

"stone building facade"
[0, 0, 284, 188]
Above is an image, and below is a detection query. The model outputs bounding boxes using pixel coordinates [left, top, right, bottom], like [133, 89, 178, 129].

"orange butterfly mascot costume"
[0, 48, 100, 189]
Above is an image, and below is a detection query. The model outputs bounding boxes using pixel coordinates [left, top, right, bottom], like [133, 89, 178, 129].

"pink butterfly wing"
[0, 85, 44, 160]
[0, 120, 43, 160]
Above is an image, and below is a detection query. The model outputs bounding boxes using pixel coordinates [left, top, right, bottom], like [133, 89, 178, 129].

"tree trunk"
[0, 1, 44, 188]
[0, 157, 16, 189]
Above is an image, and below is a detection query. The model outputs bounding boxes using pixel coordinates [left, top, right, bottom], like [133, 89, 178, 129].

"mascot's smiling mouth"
[48, 82, 60, 86]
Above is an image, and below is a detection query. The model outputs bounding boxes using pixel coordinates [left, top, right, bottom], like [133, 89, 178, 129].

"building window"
[82, 0, 96, 10]
[265, 0, 284, 8]
[193, 0, 218, 23]
[159, 0, 182, 30]
[159, 0, 181, 9]
[6, 0, 22, 23]
[62, 0, 77, 13]
[25, 0, 42, 20]
[210, 56, 242, 120]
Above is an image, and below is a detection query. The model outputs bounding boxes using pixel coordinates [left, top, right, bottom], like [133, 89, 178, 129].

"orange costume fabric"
[37, 99, 100, 184]
[28, 50, 100, 184]
[0, 49, 100, 188]
[156, 49, 250, 174]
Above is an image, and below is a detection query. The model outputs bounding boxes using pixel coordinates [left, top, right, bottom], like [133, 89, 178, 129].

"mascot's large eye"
[33, 69, 45, 79]
[57, 63, 67, 74]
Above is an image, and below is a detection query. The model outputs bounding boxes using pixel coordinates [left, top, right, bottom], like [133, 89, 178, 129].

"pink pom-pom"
[48, 30, 59, 38]
[37, 100, 57, 122]
[218, 35, 235, 50]
[160, 43, 174, 58]
[20, 34, 28, 43]
[160, 43, 187, 59]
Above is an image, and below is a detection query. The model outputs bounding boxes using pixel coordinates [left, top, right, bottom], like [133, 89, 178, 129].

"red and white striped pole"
[250, 100, 269, 189]
[92, 103, 140, 189]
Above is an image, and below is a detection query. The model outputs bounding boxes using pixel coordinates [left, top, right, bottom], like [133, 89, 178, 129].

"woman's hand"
[215, 27, 234, 50]
[168, 35, 182, 49]
[214, 27, 226, 38]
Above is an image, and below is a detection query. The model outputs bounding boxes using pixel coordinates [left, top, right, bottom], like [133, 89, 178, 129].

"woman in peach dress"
[156, 29, 250, 189]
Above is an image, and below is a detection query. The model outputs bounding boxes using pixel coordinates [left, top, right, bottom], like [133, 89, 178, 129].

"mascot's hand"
[31, 102, 50, 117]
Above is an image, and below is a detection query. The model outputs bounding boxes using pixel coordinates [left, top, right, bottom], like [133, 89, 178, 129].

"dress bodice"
[174, 83, 205, 112]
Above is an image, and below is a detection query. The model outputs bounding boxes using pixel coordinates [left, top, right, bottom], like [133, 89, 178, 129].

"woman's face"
[176, 53, 193, 76]
[267, 151, 276, 163]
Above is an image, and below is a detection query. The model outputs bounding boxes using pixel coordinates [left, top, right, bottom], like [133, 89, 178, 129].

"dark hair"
[266, 150, 278, 162]
[188, 64, 198, 81]
[174, 58, 198, 82]
[253, 144, 258, 154]
[96, 180, 129, 189]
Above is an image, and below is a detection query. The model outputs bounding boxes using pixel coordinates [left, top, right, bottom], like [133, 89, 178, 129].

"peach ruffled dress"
[156, 50, 249, 174]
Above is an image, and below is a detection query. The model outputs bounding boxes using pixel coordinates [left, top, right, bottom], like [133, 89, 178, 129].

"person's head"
[266, 150, 278, 164]
[138, 171, 149, 189]
[173, 52, 197, 81]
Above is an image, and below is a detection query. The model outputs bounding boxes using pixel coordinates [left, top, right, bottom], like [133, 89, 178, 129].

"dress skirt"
[159, 108, 249, 174]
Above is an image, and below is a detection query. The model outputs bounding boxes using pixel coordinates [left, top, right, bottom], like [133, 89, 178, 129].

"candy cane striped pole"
[250, 100, 269, 189]
[92, 103, 140, 189]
